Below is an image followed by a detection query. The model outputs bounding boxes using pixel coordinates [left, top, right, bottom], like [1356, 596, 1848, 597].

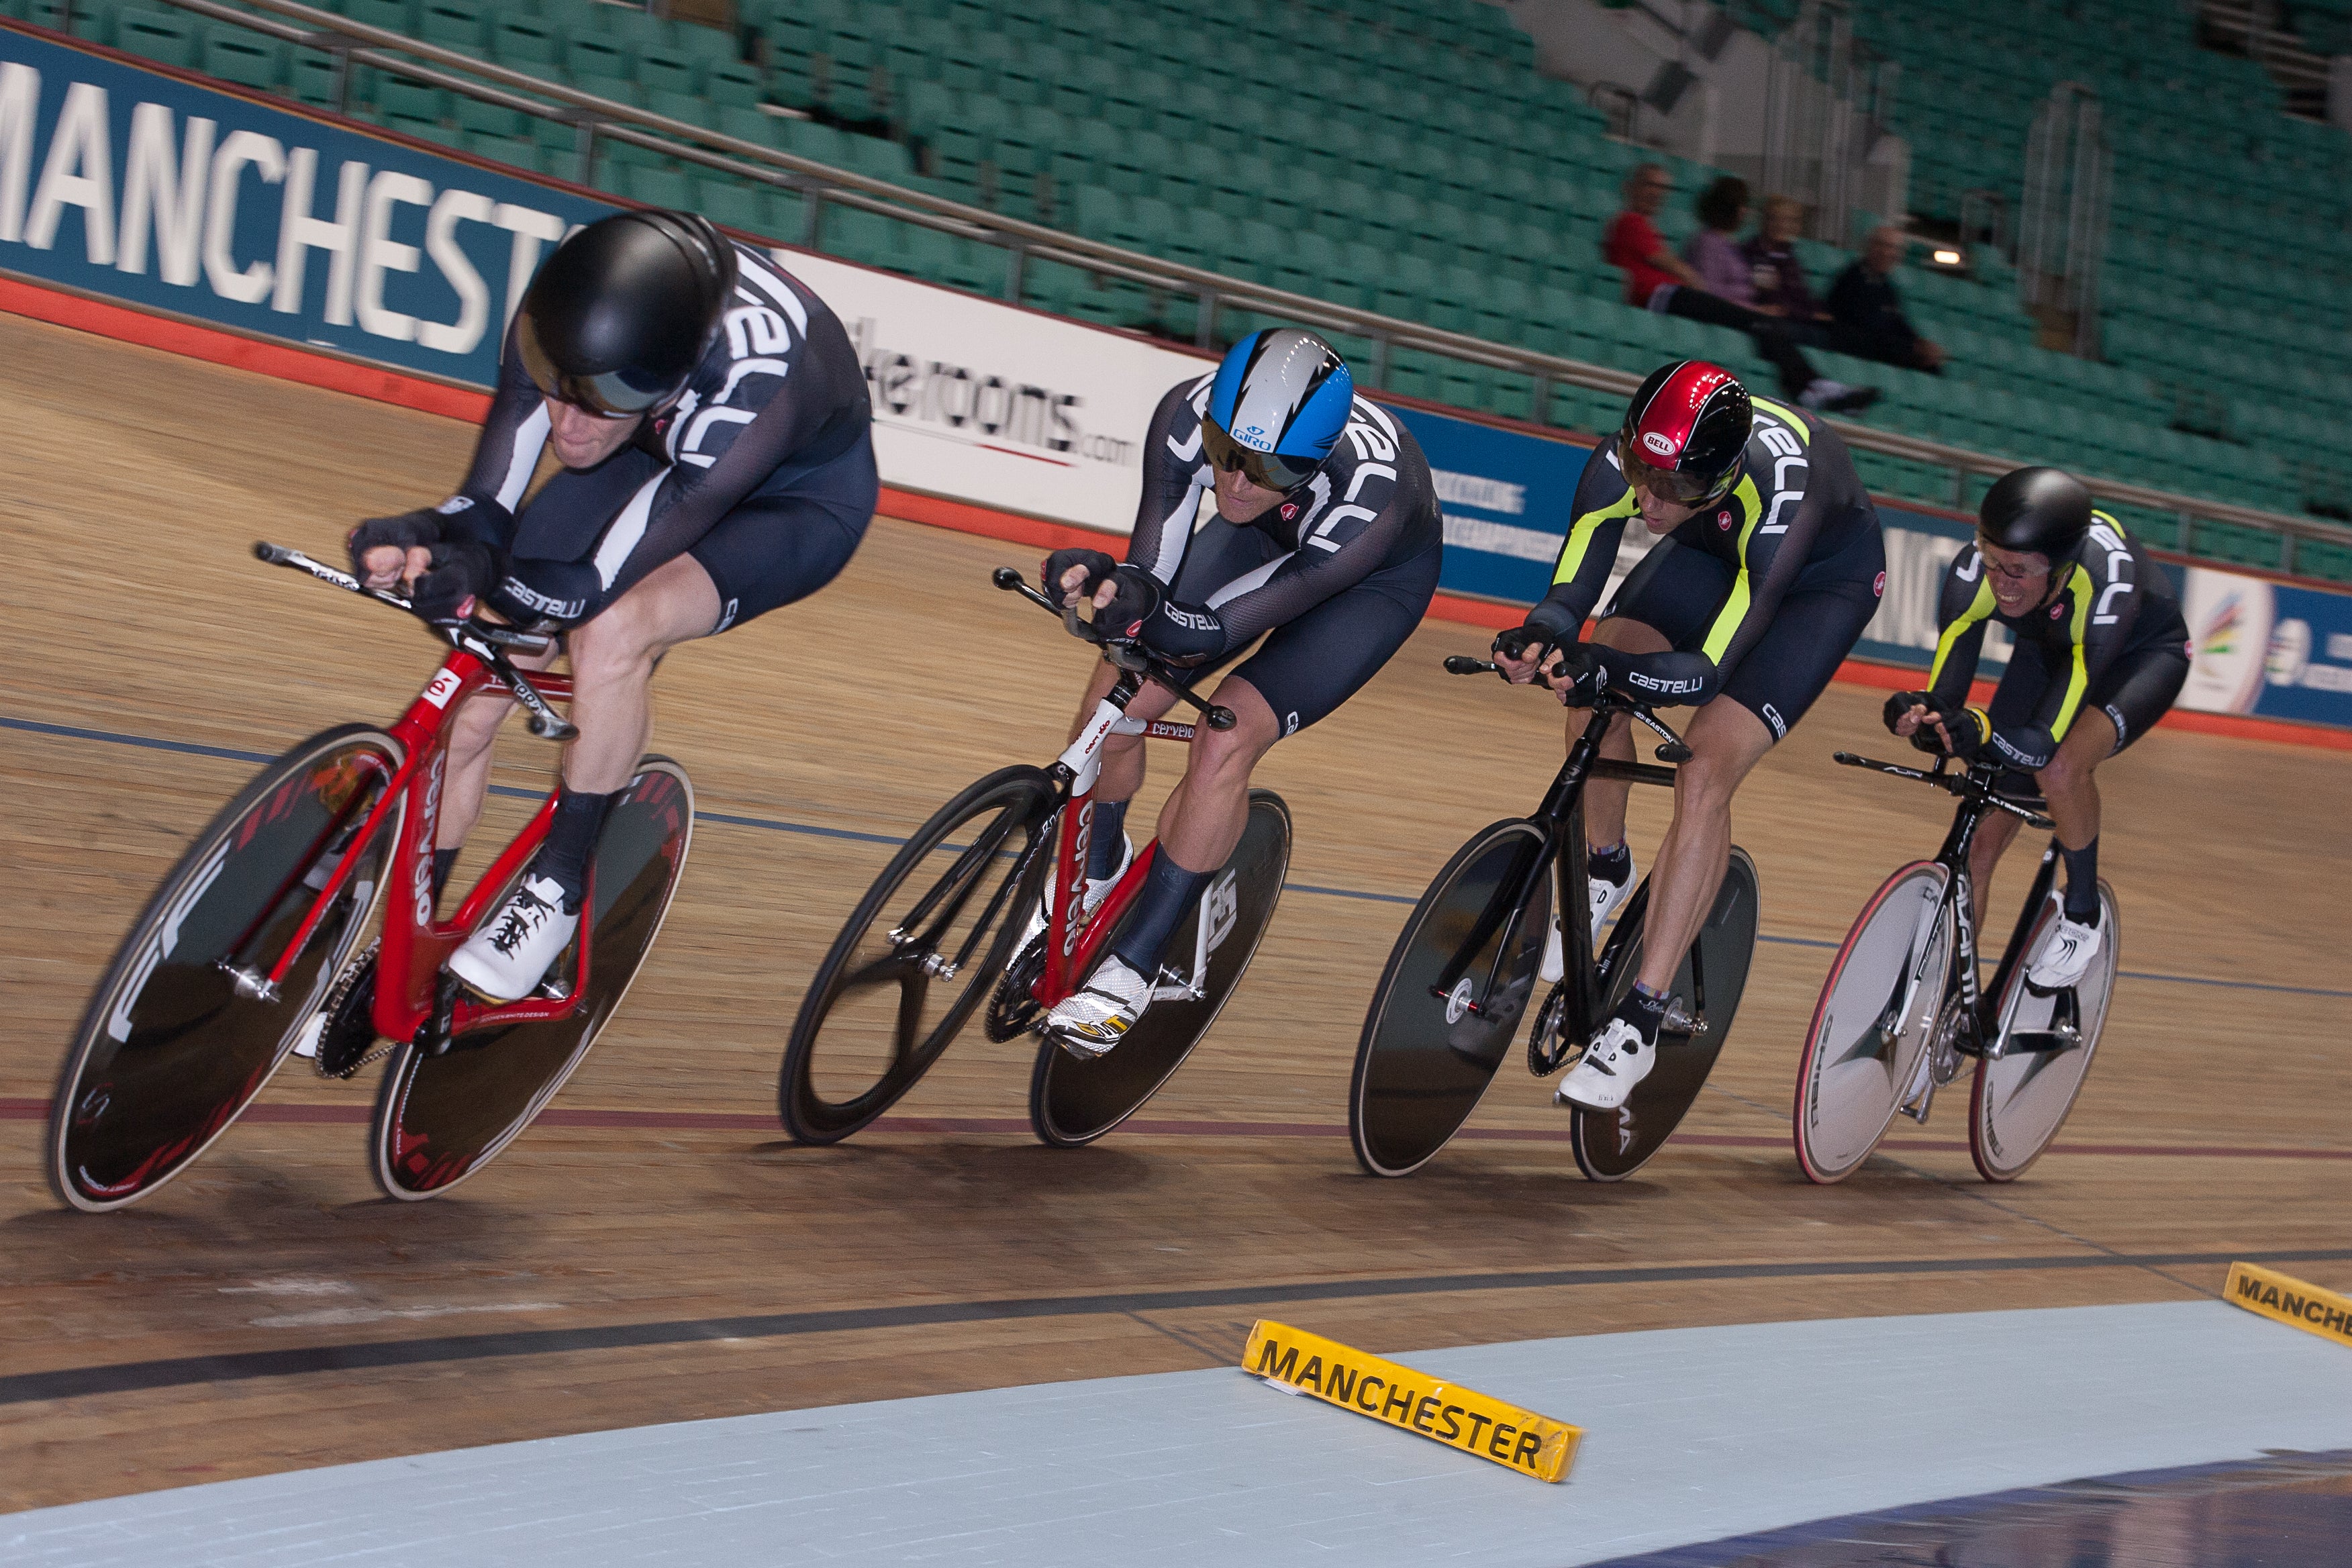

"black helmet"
[1978, 467, 2093, 564]
[516, 210, 738, 416]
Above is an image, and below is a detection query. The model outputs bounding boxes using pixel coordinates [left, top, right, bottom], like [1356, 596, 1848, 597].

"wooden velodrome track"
[4, 311, 2349, 1514]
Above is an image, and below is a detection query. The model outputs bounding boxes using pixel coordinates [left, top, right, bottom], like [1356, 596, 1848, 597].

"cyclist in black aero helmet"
[348, 209, 876, 1002]
[1885, 467, 2190, 989]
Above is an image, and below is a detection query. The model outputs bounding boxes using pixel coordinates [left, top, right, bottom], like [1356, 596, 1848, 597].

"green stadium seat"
[115, 5, 201, 68]
[492, 16, 564, 70]
[202, 30, 285, 91]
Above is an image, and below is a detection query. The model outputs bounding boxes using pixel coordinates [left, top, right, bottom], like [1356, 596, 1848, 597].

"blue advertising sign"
[0, 23, 612, 387]
[1380, 399, 1597, 609]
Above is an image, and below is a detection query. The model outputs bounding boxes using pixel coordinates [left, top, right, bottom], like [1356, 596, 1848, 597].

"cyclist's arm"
[1524, 441, 1638, 643]
[491, 312, 871, 623]
[1925, 546, 1994, 709]
[442, 316, 550, 550]
[1600, 474, 1828, 707]
[1123, 377, 1215, 589]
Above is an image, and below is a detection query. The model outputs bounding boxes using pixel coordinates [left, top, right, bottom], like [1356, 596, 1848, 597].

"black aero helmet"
[1978, 466, 2093, 564]
[516, 210, 738, 416]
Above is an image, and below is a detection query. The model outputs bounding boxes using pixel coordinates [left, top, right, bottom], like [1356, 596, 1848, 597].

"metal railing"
[23, 0, 2352, 575]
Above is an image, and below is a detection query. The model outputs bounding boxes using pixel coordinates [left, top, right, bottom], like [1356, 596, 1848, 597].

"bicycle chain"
[311, 940, 396, 1079]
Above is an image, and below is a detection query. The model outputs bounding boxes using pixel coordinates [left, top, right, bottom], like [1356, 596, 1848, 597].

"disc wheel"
[780, 765, 1057, 1144]
[1348, 818, 1553, 1178]
[1030, 789, 1292, 1148]
[1792, 861, 1954, 1183]
[48, 724, 403, 1211]
[1569, 845, 1761, 1183]
[371, 758, 694, 1199]
[1969, 882, 2118, 1182]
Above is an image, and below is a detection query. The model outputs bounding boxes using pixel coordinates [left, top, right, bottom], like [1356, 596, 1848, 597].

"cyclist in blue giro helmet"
[1031, 328, 1443, 1053]
[1198, 328, 1357, 491]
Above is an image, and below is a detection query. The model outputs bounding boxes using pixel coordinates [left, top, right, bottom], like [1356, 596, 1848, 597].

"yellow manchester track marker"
[2225, 1261, 2352, 1349]
[1240, 1319, 1581, 1483]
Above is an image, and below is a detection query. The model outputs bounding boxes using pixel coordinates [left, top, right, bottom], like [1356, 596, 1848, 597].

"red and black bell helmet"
[1618, 360, 1753, 508]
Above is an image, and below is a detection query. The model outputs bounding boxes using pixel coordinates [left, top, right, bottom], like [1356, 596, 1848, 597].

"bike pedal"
[534, 975, 573, 1001]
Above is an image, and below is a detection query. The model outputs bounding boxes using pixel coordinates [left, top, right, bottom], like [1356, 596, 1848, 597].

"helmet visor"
[1201, 417, 1320, 492]
[516, 320, 678, 418]
[1620, 447, 1724, 505]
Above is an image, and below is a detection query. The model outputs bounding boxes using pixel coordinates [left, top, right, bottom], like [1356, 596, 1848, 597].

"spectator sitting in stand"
[1742, 195, 1838, 348]
[1604, 164, 1876, 413]
[1828, 226, 1949, 375]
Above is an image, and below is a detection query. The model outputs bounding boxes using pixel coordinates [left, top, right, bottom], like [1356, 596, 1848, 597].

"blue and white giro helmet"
[1202, 328, 1354, 491]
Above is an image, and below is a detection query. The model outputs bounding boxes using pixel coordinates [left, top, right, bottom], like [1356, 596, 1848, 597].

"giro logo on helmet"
[1643, 431, 1676, 456]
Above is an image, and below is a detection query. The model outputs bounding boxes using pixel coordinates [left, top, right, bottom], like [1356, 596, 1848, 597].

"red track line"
[6, 1097, 2349, 1161]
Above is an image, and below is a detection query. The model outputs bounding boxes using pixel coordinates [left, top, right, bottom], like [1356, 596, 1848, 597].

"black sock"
[1109, 848, 1213, 977]
[535, 789, 617, 912]
[1085, 797, 1130, 881]
[1589, 840, 1631, 887]
[1612, 981, 1670, 1043]
[431, 847, 460, 901]
[2059, 837, 2100, 924]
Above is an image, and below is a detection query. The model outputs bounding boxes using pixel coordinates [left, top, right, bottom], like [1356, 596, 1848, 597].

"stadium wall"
[5, 19, 2349, 746]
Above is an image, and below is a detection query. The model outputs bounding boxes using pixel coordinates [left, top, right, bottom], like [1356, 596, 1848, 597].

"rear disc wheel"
[1969, 883, 2118, 1182]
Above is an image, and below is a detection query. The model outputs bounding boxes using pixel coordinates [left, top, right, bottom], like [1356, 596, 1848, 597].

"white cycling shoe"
[448, 875, 577, 1002]
[1540, 854, 1636, 983]
[1556, 1015, 1657, 1112]
[1044, 954, 1153, 1057]
[2026, 906, 2102, 990]
[1020, 835, 1134, 951]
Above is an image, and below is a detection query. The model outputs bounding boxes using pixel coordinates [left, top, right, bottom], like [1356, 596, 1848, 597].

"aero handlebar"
[1832, 750, 2057, 830]
[991, 566, 1237, 732]
[254, 540, 578, 741]
[1444, 652, 1694, 765]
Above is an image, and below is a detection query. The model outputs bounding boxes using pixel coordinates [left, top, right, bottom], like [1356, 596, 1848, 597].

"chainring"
[1526, 981, 1580, 1076]
[986, 934, 1046, 1042]
[313, 940, 391, 1079]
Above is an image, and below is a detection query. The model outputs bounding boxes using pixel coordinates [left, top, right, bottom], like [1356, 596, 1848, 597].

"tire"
[1349, 818, 1554, 1178]
[1792, 861, 1954, 1184]
[1969, 881, 2118, 1183]
[48, 725, 404, 1212]
[1569, 845, 1761, 1183]
[1030, 789, 1292, 1148]
[371, 757, 695, 1199]
[780, 765, 1057, 1144]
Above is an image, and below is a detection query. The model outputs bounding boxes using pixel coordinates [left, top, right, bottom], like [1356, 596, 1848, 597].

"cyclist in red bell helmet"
[1494, 360, 1887, 1112]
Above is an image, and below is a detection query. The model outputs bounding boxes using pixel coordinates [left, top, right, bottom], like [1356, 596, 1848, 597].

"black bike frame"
[1428, 689, 1681, 1044]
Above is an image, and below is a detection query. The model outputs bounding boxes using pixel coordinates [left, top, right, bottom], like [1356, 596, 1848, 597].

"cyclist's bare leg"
[1634, 695, 1775, 993]
[1577, 617, 1671, 852]
[2034, 709, 2112, 855]
[433, 554, 720, 851]
[1153, 677, 1280, 872]
[1967, 812, 2023, 929]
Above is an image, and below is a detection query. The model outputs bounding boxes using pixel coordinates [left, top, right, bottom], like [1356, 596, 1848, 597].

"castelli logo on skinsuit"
[1280, 502, 1299, 522]
[1873, 570, 1887, 597]
[2051, 603, 2065, 619]
[1642, 431, 1675, 457]
[1717, 511, 1733, 530]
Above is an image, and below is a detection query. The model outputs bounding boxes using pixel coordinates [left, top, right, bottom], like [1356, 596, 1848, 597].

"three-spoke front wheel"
[779, 766, 1057, 1144]
[48, 724, 403, 1212]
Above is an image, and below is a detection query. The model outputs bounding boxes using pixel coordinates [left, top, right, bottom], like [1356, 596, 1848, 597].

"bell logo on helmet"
[1642, 431, 1676, 457]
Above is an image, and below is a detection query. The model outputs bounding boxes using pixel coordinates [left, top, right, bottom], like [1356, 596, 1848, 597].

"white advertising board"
[777, 250, 1214, 536]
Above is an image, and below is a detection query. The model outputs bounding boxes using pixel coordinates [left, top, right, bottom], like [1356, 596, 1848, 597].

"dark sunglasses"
[517, 322, 676, 419]
[1202, 418, 1320, 493]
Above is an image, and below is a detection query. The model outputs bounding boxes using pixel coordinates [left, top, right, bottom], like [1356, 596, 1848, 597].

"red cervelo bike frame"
[244, 644, 588, 1048]
[1034, 707, 1201, 1010]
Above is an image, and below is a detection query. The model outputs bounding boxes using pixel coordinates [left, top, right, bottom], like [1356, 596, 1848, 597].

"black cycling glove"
[348, 507, 444, 581]
[1042, 546, 1120, 603]
[1549, 643, 1609, 708]
[409, 539, 497, 625]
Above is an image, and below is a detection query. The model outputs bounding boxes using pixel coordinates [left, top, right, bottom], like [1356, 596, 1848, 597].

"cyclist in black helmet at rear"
[1493, 360, 1886, 1113]
[348, 209, 875, 1002]
[1883, 467, 2190, 990]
